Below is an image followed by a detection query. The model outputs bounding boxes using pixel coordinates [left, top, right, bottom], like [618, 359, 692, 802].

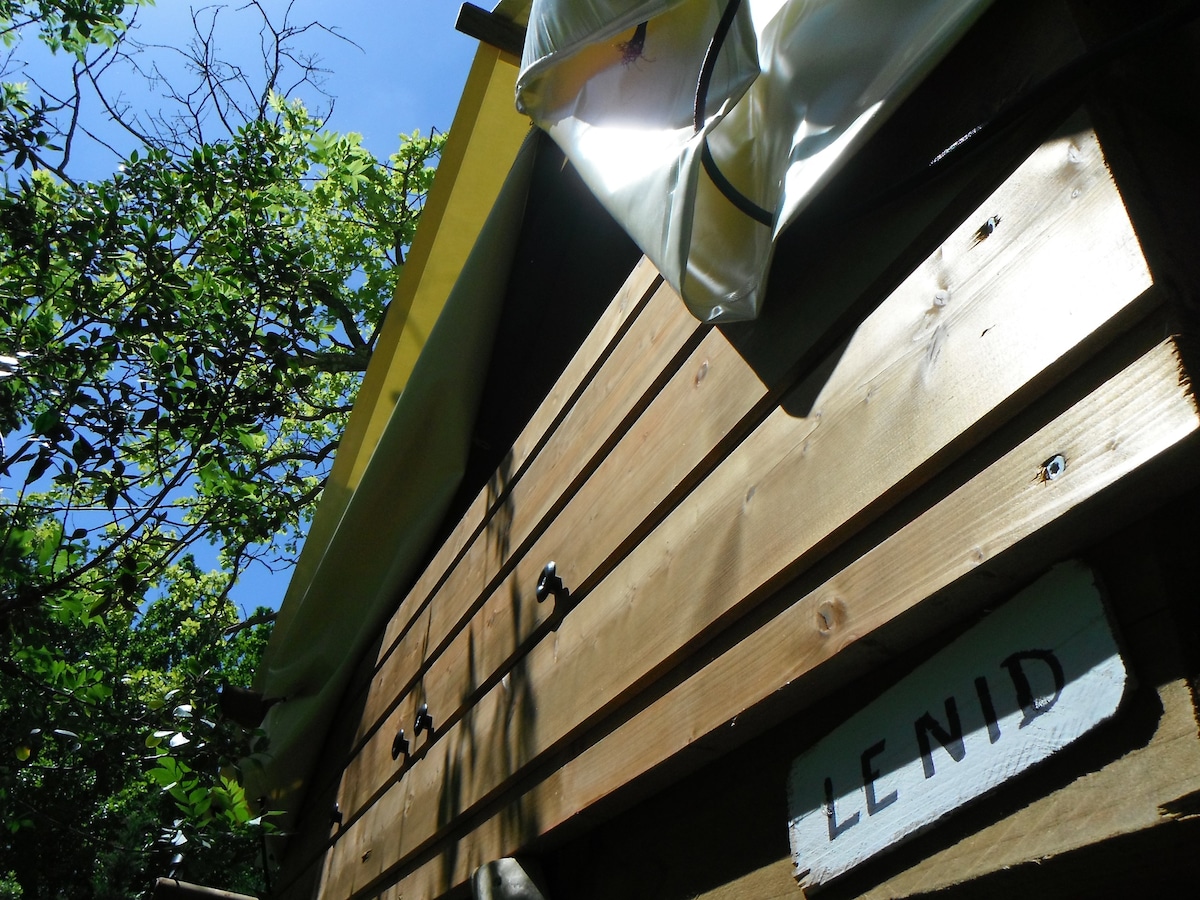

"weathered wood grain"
[382, 332, 1200, 900]
[320, 127, 1156, 898]
[336, 321, 770, 820]
[275, 259, 664, 896]
[341, 88, 1072, 808]
[336, 270, 699, 809]
[332, 121, 1144, 829]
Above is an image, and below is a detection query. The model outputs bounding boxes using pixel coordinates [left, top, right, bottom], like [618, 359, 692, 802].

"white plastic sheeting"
[517, 0, 993, 322]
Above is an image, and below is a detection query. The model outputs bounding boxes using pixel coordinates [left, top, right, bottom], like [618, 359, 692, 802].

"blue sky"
[310, 1, 480, 153]
[16, 1, 479, 171]
[229, 0, 480, 156]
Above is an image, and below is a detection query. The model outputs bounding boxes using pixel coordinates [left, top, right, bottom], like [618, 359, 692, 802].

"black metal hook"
[391, 728, 410, 761]
[414, 703, 434, 736]
[535, 561, 570, 604]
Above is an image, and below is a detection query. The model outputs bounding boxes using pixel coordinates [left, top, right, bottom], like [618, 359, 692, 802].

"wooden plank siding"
[305, 121, 1173, 900]
[257, 1, 1200, 896]
[369, 254, 663, 680]
[277, 2, 1093, 884]
[334, 108, 1141, 823]
[384, 329, 1200, 900]
[522, 497, 1200, 900]
[359, 259, 673, 742]
[344, 273, 698, 775]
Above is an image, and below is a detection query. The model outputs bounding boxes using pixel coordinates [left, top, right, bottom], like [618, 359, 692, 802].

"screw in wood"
[1041, 454, 1067, 481]
[974, 214, 1001, 243]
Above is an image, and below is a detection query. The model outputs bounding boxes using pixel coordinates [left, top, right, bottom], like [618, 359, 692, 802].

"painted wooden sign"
[787, 561, 1127, 890]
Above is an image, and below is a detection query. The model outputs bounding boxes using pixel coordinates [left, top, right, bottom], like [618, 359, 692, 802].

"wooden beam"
[339, 280, 711, 816]
[370, 256, 665, 674]
[336, 122, 1149, 826]
[359, 271, 696, 741]
[274, 259, 668, 888]
[331, 110, 1150, 829]
[456, 4, 526, 59]
[152, 880, 257, 900]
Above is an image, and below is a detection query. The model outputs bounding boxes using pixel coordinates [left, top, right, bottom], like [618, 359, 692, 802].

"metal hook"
[535, 561, 570, 604]
[414, 703, 434, 736]
[391, 729, 410, 761]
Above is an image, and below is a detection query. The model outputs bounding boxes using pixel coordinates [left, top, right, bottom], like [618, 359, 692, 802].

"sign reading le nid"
[787, 561, 1127, 890]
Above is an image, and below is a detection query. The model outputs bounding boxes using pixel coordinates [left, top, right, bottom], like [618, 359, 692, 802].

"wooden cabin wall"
[273, 1, 1200, 898]
[536, 487, 1200, 899]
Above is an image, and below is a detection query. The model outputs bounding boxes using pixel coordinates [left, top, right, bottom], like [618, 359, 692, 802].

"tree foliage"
[1, 0, 445, 894]
[2, 568, 275, 897]
[1, 96, 442, 617]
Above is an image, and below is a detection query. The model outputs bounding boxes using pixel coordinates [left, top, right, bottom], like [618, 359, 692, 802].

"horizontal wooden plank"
[344, 95, 1087, 809]
[336, 321, 767, 819]
[321, 274, 703, 850]
[384, 332, 1200, 900]
[320, 126, 1155, 898]
[347, 275, 700, 747]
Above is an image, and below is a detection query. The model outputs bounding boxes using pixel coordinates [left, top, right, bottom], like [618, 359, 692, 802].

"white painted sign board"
[787, 560, 1127, 890]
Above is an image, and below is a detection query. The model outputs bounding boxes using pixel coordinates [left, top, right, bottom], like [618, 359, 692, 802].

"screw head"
[1042, 454, 1066, 481]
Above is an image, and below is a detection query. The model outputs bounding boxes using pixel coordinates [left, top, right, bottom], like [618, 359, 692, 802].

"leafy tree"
[0, 0, 446, 894]
[1, 95, 442, 617]
[2, 566, 274, 897]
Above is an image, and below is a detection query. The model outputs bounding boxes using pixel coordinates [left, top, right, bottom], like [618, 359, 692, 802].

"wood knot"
[816, 597, 846, 635]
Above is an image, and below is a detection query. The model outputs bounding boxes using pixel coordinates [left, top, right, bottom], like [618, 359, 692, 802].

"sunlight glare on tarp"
[577, 124, 694, 193]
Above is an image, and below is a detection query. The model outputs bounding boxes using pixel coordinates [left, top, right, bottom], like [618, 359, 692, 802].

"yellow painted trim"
[266, 42, 530, 644]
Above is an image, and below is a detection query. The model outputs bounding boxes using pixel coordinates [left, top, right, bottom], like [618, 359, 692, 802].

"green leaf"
[33, 409, 61, 436]
[71, 436, 94, 464]
[0, 21, 445, 885]
[37, 522, 62, 568]
[27, 450, 52, 483]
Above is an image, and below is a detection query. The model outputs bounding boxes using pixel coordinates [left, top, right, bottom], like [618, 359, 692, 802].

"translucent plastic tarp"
[517, 0, 992, 322]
